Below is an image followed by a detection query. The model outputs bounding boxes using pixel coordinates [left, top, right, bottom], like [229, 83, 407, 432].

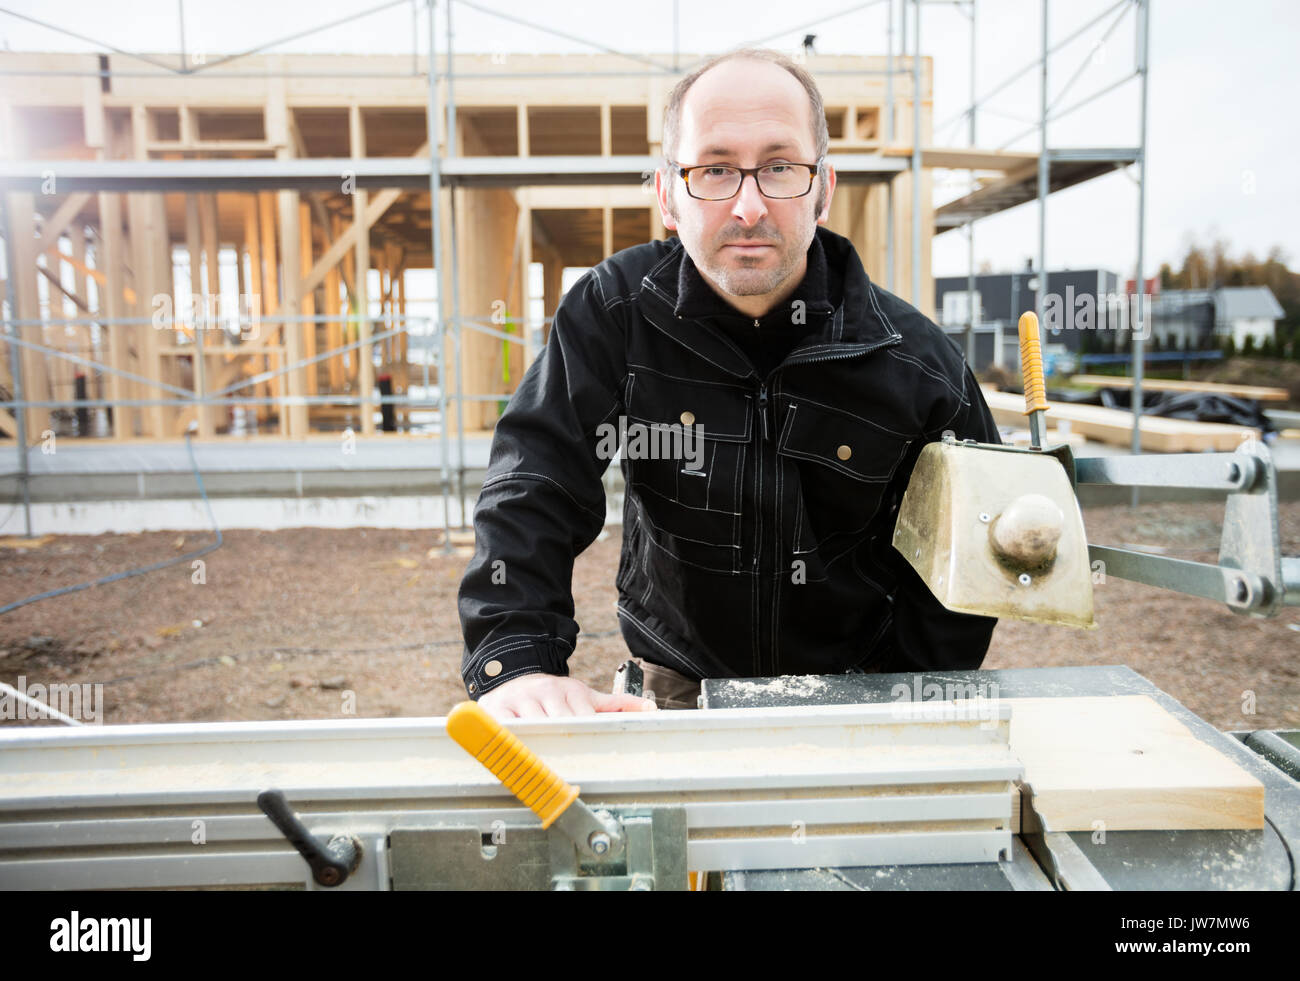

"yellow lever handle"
[446, 700, 580, 829]
[1018, 311, 1049, 416]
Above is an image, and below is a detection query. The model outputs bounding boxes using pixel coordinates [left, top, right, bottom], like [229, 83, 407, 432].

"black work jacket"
[458, 226, 1001, 698]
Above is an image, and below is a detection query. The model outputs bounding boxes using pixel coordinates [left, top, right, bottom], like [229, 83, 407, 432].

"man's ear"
[655, 168, 679, 231]
[816, 163, 837, 225]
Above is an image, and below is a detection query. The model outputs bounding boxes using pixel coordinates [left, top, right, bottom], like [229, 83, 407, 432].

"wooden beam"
[277, 174, 308, 436]
[324, 214, 344, 391]
[187, 194, 213, 437]
[299, 199, 318, 397]
[879, 146, 1039, 172]
[982, 388, 1260, 452]
[6, 191, 52, 442]
[258, 189, 284, 434]
[36, 264, 92, 315]
[299, 175, 415, 298]
[1069, 375, 1289, 402]
[48, 249, 136, 305]
[97, 187, 133, 439]
[1008, 696, 1263, 832]
[351, 104, 375, 436]
[241, 196, 263, 428]
[36, 192, 92, 252]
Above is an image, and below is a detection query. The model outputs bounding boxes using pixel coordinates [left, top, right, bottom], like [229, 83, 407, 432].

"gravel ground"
[1, 499, 1297, 731]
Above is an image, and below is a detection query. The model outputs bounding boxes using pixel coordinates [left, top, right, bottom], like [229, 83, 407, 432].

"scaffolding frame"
[1, 0, 1152, 535]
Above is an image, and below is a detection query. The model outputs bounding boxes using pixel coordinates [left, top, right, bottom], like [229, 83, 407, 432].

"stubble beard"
[668, 186, 821, 299]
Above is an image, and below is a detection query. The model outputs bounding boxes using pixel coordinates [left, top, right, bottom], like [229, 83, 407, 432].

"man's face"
[656, 59, 836, 310]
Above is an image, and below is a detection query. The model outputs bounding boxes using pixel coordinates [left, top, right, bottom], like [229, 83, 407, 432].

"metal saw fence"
[0, 702, 1020, 889]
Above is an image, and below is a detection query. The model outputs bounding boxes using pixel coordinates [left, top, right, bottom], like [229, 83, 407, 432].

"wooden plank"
[1070, 375, 1289, 402]
[351, 104, 375, 437]
[200, 193, 222, 436]
[258, 190, 284, 434]
[298, 199, 317, 397]
[97, 188, 132, 439]
[48, 249, 136, 305]
[277, 176, 308, 437]
[325, 212, 345, 390]
[35, 192, 92, 252]
[1007, 696, 1264, 832]
[982, 389, 1258, 452]
[880, 145, 1039, 172]
[5, 191, 52, 441]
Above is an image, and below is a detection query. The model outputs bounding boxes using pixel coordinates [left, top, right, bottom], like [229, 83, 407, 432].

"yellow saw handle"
[1018, 311, 1049, 416]
[446, 700, 580, 829]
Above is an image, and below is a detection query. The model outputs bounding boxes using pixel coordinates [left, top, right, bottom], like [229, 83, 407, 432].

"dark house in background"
[934, 267, 1123, 373]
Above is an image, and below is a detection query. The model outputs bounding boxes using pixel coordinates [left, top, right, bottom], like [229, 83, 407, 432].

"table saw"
[0, 663, 1296, 891]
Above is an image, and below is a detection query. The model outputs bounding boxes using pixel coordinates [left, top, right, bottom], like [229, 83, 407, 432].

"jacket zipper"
[758, 335, 902, 677]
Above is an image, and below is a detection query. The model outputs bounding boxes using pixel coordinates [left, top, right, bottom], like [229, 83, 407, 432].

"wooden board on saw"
[1006, 695, 1264, 832]
[981, 389, 1258, 451]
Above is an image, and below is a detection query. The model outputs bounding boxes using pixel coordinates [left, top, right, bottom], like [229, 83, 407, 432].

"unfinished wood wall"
[1, 51, 936, 442]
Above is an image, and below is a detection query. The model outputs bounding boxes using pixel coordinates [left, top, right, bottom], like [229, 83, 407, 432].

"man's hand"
[476, 673, 657, 720]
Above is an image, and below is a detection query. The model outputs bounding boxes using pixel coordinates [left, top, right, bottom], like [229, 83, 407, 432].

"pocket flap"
[626, 371, 752, 443]
[778, 399, 912, 482]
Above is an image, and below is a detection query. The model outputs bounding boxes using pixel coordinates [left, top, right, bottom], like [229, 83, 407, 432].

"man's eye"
[763, 164, 792, 175]
[701, 167, 733, 178]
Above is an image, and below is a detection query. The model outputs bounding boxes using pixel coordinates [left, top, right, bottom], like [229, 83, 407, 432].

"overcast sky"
[2, 0, 1297, 281]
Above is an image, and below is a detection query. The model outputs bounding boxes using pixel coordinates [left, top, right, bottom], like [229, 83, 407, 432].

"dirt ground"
[1, 499, 1297, 732]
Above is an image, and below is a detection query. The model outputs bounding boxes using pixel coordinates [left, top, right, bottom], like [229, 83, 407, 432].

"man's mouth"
[723, 242, 774, 253]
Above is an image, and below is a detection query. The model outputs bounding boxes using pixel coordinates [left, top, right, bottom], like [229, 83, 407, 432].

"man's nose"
[730, 173, 769, 227]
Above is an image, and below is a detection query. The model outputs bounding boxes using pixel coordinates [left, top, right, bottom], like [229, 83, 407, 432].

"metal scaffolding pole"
[1131, 0, 1150, 506]
[910, 0, 922, 308]
[965, 0, 977, 366]
[886, 0, 895, 292]
[426, 0, 452, 553]
[1037, 0, 1049, 331]
[449, 179, 467, 529]
[1, 196, 32, 537]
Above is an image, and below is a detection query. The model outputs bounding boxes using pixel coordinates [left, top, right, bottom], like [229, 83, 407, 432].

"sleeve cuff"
[462, 635, 572, 699]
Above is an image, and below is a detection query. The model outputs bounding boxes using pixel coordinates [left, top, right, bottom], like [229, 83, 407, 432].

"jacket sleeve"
[457, 270, 627, 698]
[876, 361, 1003, 672]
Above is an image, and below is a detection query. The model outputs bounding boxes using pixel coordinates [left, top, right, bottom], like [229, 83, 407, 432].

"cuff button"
[837, 444, 852, 461]
[484, 659, 503, 677]
[680, 411, 695, 426]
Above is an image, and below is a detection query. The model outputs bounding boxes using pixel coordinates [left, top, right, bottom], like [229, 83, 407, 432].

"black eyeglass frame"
[668, 158, 824, 201]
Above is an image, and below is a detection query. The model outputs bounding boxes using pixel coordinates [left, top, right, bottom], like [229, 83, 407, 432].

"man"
[458, 48, 1001, 719]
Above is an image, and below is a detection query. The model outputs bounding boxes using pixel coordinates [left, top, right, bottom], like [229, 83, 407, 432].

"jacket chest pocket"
[623, 370, 751, 573]
[777, 399, 913, 563]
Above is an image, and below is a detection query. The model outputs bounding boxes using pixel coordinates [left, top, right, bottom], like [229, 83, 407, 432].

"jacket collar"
[640, 226, 899, 378]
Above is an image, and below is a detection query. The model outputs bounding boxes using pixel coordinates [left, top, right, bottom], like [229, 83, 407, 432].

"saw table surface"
[702, 666, 1300, 891]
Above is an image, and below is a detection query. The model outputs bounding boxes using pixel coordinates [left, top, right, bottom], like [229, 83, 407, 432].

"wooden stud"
[6, 192, 52, 442]
[351, 104, 375, 437]
[258, 190, 284, 434]
[326, 211, 346, 389]
[203, 193, 226, 436]
[299, 199, 317, 398]
[277, 176, 307, 437]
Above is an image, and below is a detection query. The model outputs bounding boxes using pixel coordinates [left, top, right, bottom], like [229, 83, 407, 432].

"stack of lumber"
[981, 387, 1259, 451]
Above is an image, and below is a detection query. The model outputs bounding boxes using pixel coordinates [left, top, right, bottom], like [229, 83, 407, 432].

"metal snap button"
[484, 660, 503, 677]
[680, 411, 695, 426]
[837, 444, 852, 461]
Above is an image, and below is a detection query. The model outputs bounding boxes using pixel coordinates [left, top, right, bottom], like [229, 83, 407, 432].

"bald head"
[662, 49, 829, 214]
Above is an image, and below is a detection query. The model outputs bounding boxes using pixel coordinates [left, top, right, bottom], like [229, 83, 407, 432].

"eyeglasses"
[670, 160, 822, 201]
